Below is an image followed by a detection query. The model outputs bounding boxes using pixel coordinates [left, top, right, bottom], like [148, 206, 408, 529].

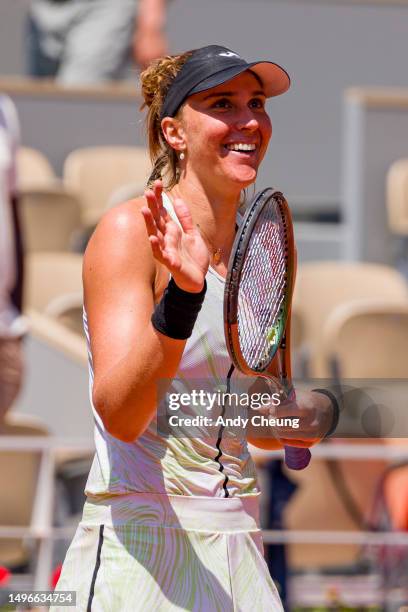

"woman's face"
[178, 71, 272, 191]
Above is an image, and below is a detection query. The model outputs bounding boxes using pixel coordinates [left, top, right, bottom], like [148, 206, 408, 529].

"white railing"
[1, 438, 408, 590]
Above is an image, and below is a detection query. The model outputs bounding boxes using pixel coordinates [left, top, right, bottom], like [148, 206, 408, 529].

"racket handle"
[284, 445, 311, 470]
[283, 385, 311, 470]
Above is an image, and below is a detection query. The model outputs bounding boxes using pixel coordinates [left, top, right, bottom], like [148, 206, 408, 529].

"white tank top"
[84, 193, 258, 498]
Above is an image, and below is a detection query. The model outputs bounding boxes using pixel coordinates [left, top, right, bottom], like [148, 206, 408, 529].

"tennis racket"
[224, 187, 311, 470]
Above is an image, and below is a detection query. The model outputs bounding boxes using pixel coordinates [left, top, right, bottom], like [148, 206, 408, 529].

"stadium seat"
[24, 252, 83, 314]
[322, 299, 408, 379]
[20, 186, 81, 252]
[0, 413, 49, 570]
[24, 251, 84, 340]
[63, 146, 152, 226]
[292, 262, 408, 377]
[16, 147, 57, 190]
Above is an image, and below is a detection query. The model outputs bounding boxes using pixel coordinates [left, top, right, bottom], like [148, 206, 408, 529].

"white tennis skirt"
[52, 492, 283, 612]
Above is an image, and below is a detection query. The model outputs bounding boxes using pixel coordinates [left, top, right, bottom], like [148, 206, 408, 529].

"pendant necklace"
[197, 224, 223, 265]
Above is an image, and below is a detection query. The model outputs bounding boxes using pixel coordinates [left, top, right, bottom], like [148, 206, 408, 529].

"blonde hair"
[140, 51, 193, 189]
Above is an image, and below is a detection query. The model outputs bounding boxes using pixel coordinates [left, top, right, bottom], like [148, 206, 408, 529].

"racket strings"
[237, 201, 289, 370]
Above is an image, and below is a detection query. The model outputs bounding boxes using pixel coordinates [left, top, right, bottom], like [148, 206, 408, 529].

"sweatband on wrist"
[312, 388, 340, 438]
[151, 278, 207, 340]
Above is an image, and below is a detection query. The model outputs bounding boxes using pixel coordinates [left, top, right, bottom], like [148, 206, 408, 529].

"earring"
[179, 151, 185, 161]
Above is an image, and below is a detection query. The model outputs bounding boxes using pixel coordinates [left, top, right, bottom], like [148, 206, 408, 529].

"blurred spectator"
[26, 0, 168, 84]
[0, 95, 25, 428]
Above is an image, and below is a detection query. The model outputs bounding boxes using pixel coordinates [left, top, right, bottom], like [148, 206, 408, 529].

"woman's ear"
[161, 117, 186, 153]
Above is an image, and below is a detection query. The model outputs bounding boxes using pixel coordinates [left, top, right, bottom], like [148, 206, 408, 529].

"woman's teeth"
[225, 143, 256, 152]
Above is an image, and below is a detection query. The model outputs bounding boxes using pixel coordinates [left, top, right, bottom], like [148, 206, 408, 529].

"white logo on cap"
[219, 52, 240, 58]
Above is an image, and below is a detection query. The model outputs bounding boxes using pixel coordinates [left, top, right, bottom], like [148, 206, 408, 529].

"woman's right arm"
[84, 182, 209, 443]
[84, 198, 187, 443]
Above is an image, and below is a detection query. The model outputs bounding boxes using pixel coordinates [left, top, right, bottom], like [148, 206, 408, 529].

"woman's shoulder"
[83, 196, 155, 281]
[88, 197, 148, 248]
[100, 196, 147, 231]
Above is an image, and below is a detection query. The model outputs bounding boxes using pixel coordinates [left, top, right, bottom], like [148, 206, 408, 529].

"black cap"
[160, 44, 290, 120]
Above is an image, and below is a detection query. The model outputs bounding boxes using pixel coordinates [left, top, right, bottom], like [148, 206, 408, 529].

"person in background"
[26, 0, 168, 84]
[0, 95, 25, 429]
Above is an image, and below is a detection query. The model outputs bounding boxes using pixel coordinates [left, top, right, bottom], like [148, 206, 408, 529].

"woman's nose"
[235, 112, 259, 132]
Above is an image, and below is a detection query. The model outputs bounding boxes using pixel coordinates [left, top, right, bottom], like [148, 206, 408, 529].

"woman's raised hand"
[141, 181, 210, 293]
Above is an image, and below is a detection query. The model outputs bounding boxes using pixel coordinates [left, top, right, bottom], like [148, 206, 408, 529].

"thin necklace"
[196, 224, 223, 265]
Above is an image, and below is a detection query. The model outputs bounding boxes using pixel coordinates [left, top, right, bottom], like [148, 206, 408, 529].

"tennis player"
[53, 45, 336, 611]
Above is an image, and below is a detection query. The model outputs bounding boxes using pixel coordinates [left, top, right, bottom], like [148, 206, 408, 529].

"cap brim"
[190, 61, 290, 99]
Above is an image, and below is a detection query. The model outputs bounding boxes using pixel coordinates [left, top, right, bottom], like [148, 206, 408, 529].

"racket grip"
[283, 386, 311, 470]
[284, 445, 311, 470]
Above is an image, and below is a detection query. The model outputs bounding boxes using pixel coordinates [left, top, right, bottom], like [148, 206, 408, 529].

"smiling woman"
[51, 46, 298, 612]
[169, 71, 272, 190]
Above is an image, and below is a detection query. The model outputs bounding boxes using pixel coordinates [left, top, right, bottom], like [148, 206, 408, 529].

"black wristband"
[151, 278, 207, 340]
[312, 388, 340, 438]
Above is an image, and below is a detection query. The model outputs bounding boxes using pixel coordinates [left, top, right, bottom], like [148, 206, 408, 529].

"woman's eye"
[213, 98, 232, 109]
[249, 98, 265, 109]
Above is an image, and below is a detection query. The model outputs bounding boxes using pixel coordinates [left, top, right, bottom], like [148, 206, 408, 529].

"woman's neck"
[169, 175, 241, 263]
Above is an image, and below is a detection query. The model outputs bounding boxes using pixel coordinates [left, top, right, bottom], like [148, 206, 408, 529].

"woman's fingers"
[173, 197, 196, 235]
[142, 187, 207, 288]
[162, 219, 181, 250]
[148, 236, 168, 263]
[280, 438, 315, 449]
[144, 188, 159, 219]
[149, 238, 181, 270]
[267, 390, 329, 443]
[141, 207, 165, 249]
[142, 205, 181, 268]
[141, 206, 157, 236]
[144, 184, 166, 229]
[153, 180, 164, 210]
[152, 180, 172, 226]
[144, 187, 196, 244]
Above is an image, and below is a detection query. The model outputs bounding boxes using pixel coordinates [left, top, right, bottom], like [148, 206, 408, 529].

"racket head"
[224, 188, 295, 376]
[269, 253, 297, 384]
